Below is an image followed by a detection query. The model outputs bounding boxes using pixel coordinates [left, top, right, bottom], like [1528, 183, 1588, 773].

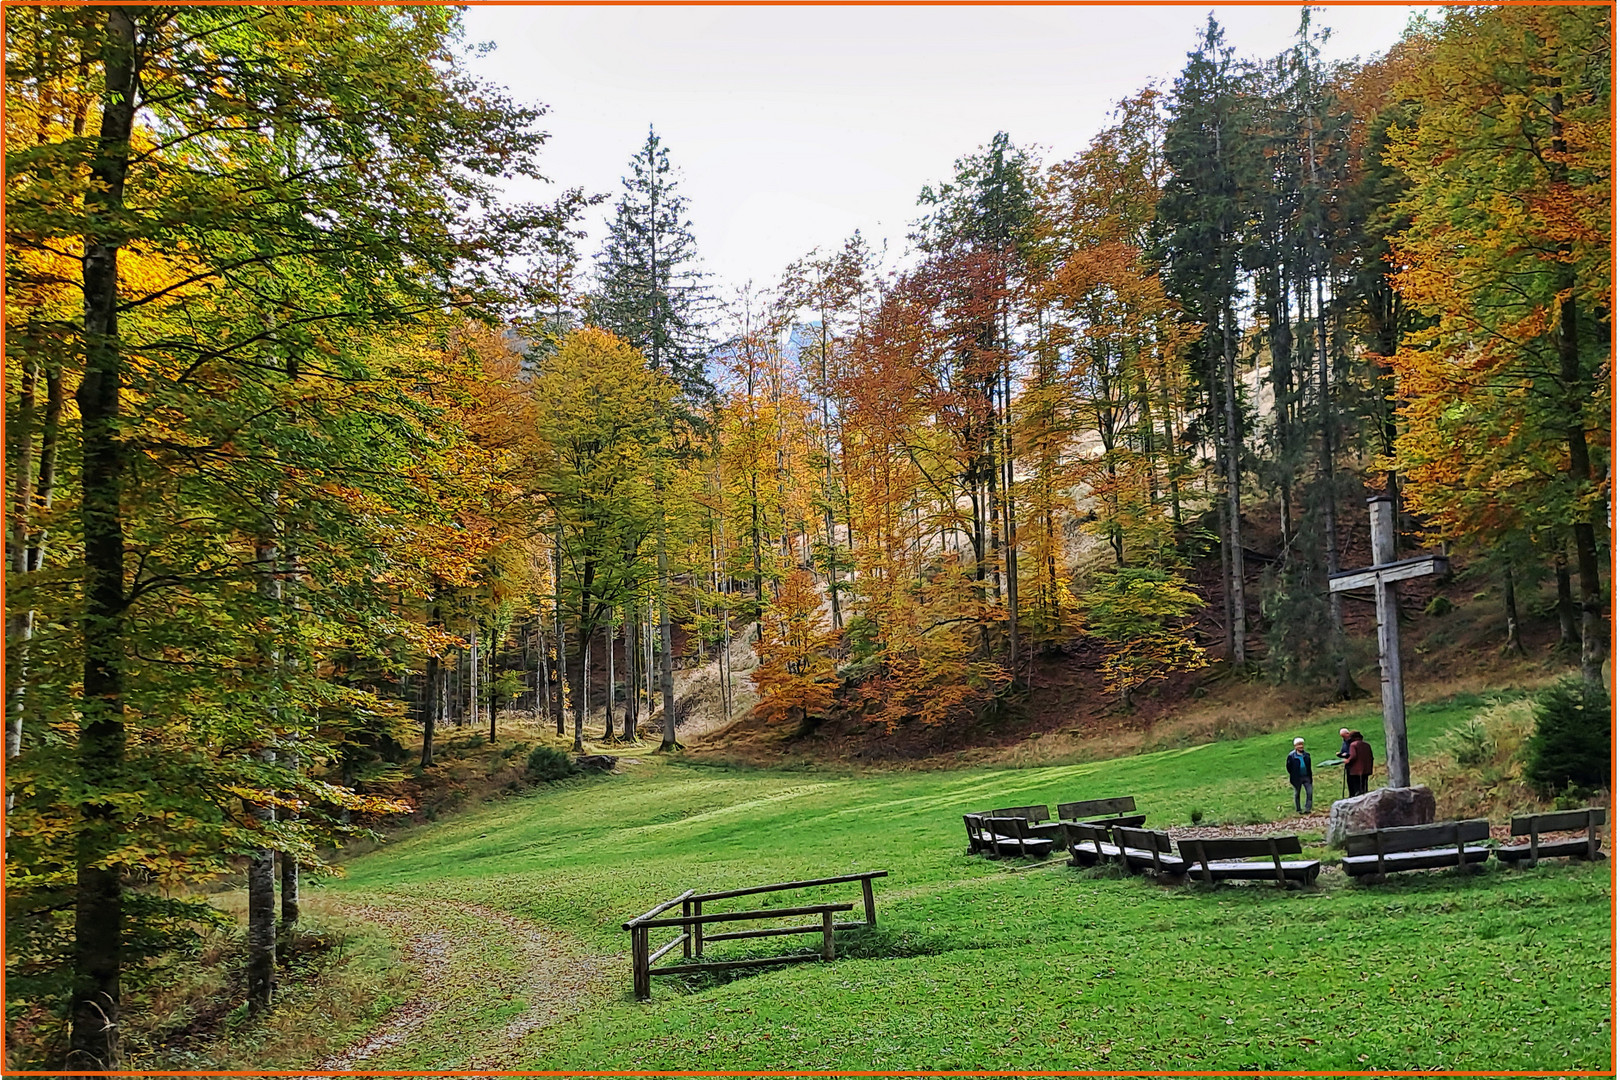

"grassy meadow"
[312, 693, 1613, 1071]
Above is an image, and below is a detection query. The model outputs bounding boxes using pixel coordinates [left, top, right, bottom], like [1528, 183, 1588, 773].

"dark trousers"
[1293, 779, 1313, 813]
[1348, 772, 1369, 797]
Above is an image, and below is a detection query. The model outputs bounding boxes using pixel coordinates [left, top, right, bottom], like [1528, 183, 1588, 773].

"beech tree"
[3, 6, 561, 1064]
[1384, 5, 1611, 686]
[533, 329, 671, 753]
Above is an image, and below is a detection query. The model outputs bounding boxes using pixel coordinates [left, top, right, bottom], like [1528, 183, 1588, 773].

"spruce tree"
[589, 127, 714, 403]
[1157, 16, 1262, 666]
[588, 127, 713, 751]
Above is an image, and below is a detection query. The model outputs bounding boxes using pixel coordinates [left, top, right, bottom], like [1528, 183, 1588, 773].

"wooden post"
[692, 899, 703, 958]
[632, 925, 650, 1001]
[1585, 810, 1596, 861]
[1369, 496, 1411, 789]
[821, 909, 835, 960]
[860, 876, 876, 926]
[682, 899, 692, 959]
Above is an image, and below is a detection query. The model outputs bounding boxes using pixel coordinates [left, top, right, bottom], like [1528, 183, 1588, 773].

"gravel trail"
[305, 896, 613, 1073]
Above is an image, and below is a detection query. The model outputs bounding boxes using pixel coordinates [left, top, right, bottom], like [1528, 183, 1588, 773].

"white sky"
[461, 4, 1433, 300]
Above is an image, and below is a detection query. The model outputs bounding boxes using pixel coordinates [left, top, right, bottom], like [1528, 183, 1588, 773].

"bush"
[1523, 678, 1610, 797]
[1444, 716, 1495, 767]
[526, 746, 580, 783]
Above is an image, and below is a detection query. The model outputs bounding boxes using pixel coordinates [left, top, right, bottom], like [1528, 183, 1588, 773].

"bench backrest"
[1113, 826, 1173, 853]
[987, 804, 1049, 823]
[963, 814, 985, 852]
[1062, 821, 1115, 848]
[1343, 818, 1489, 856]
[1056, 796, 1136, 820]
[1509, 807, 1606, 836]
[983, 815, 1045, 856]
[1179, 834, 1305, 884]
[1179, 835, 1304, 862]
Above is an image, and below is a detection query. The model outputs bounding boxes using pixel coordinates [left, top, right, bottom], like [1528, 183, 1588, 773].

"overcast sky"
[461, 5, 1431, 299]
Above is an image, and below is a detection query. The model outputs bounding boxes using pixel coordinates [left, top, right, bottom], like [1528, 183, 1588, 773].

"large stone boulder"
[1326, 785, 1437, 848]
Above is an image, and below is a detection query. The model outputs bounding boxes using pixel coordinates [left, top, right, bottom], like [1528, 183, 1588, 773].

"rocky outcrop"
[1326, 785, 1437, 847]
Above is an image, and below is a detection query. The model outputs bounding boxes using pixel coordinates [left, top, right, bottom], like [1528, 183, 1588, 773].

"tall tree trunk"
[658, 513, 678, 752]
[1557, 280, 1605, 686]
[1555, 551, 1580, 650]
[538, 619, 552, 727]
[70, 11, 136, 1068]
[571, 626, 589, 754]
[467, 617, 479, 732]
[820, 319, 843, 630]
[1315, 272, 1356, 700]
[7, 364, 61, 777]
[603, 620, 616, 741]
[555, 619, 568, 738]
[279, 849, 299, 940]
[7, 358, 38, 768]
[1002, 353, 1019, 678]
[1503, 565, 1526, 657]
[623, 602, 638, 741]
[1220, 306, 1246, 666]
[421, 656, 439, 768]
[1550, 88, 1607, 687]
[247, 530, 281, 1014]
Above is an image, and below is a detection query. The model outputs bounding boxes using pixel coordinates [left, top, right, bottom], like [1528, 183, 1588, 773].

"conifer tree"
[1158, 17, 1262, 667]
[588, 128, 713, 750]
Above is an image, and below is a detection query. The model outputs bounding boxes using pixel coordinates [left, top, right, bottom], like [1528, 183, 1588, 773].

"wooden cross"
[1328, 496, 1449, 789]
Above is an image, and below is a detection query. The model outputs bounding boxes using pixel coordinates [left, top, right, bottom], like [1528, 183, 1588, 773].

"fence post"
[860, 876, 876, 926]
[682, 899, 692, 959]
[693, 899, 704, 957]
[821, 909, 835, 961]
[632, 925, 650, 1001]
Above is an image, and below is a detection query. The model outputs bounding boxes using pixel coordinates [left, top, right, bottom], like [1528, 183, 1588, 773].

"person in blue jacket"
[1286, 738, 1314, 814]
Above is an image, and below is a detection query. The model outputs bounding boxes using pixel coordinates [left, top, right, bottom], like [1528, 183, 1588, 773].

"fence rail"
[623, 871, 887, 1000]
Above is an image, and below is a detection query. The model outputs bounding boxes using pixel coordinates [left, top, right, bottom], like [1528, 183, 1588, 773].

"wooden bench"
[964, 813, 1053, 858]
[1113, 825, 1186, 879]
[1062, 821, 1123, 867]
[1496, 808, 1607, 866]
[1178, 835, 1321, 886]
[1055, 796, 1147, 830]
[985, 804, 1065, 842]
[1341, 819, 1490, 878]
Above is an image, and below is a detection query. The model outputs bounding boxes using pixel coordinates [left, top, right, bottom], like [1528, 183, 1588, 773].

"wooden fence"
[621, 870, 888, 1000]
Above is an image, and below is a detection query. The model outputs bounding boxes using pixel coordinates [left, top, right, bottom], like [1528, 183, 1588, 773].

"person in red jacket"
[1345, 730, 1375, 796]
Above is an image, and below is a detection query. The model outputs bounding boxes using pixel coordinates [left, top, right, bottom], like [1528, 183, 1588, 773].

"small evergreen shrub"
[1444, 716, 1495, 767]
[1425, 595, 1455, 617]
[526, 746, 580, 783]
[1523, 678, 1610, 797]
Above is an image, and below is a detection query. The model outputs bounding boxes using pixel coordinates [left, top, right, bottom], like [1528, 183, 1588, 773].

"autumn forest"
[3, 4, 1612, 1071]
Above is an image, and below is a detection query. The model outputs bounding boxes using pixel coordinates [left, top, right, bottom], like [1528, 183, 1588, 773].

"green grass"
[316, 693, 1612, 1071]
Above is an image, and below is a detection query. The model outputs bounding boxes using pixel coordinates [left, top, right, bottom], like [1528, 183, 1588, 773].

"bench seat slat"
[984, 835, 1053, 858]
[1119, 847, 1186, 875]
[1497, 838, 1607, 862]
[1067, 840, 1121, 866]
[1190, 859, 1320, 883]
[1342, 845, 1489, 875]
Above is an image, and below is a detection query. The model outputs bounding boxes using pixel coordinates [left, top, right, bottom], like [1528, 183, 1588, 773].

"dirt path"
[306, 896, 614, 1073]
